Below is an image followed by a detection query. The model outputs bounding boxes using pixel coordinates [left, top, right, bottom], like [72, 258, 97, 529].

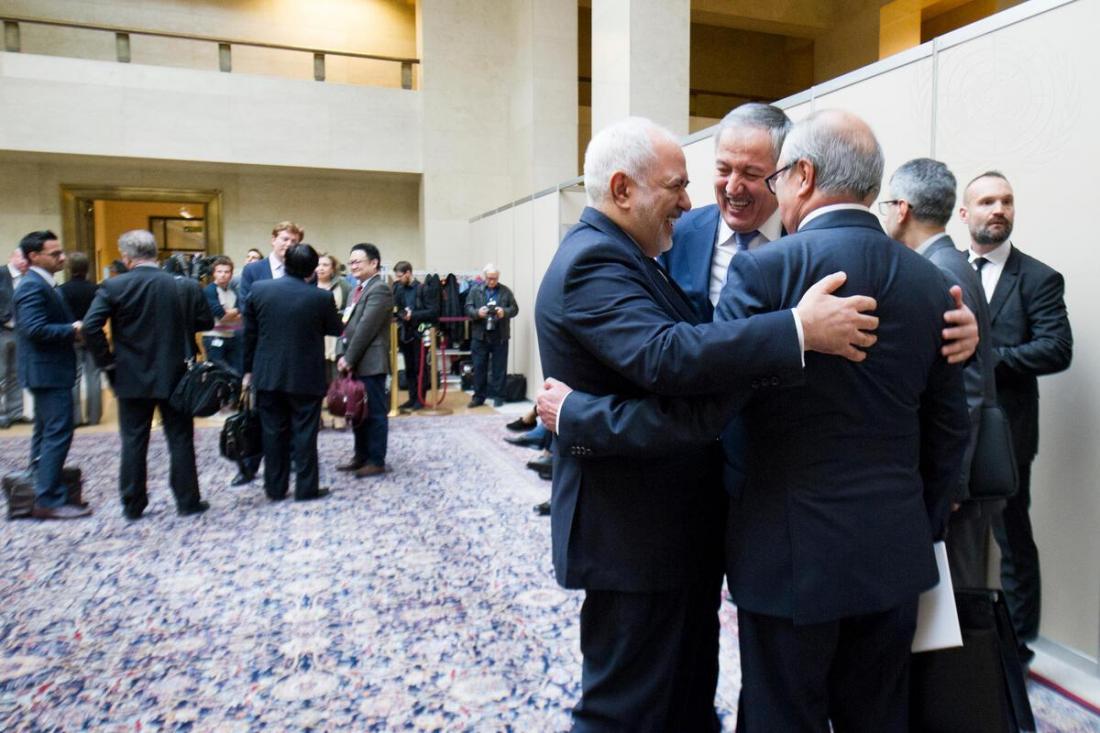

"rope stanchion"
[416, 326, 452, 416]
[387, 320, 400, 417]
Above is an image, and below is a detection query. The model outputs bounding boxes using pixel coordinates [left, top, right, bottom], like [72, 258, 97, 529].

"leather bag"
[4, 466, 84, 519]
[326, 374, 367, 426]
[170, 360, 241, 417]
[219, 391, 263, 462]
[969, 404, 1019, 500]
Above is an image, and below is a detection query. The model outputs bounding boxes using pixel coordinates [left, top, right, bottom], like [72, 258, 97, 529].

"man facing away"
[243, 243, 343, 502]
[83, 230, 214, 519]
[881, 157, 1000, 588]
[336, 243, 393, 478]
[717, 110, 969, 731]
[13, 230, 89, 519]
[59, 251, 102, 427]
[961, 170, 1073, 663]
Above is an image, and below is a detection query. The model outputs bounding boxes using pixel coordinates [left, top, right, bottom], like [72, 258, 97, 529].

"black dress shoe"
[506, 416, 536, 432]
[336, 460, 366, 472]
[504, 434, 543, 448]
[230, 472, 254, 486]
[178, 500, 210, 517]
[493, 398, 505, 407]
[32, 504, 93, 520]
[467, 398, 485, 408]
[526, 456, 552, 471]
[296, 488, 331, 502]
[533, 500, 551, 516]
[537, 467, 552, 481]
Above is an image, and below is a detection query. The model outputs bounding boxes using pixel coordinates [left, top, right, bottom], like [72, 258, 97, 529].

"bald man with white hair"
[464, 263, 518, 407]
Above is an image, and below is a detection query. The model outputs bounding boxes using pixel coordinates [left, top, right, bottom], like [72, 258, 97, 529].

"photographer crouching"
[464, 264, 518, 408]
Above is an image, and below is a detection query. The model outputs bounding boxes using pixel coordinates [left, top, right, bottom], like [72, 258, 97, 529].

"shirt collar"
[269, 253, 283, 272]
[7, 263, 20, 279]
[797, 203, 871, 231]
[969, 240, 1012, 265]
[29, 266, 56, 287]
[916, 231, 950, 256]
[715, 208, 783, 247]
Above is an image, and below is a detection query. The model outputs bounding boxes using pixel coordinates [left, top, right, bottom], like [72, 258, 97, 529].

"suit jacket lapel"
[989, 246, 1020, 322]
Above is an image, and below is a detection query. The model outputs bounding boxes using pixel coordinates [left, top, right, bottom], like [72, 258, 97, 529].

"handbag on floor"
[502, 374, 527, 402]
[219, 391, 262, 462]
[3, 466, 84, 520]
[910, 588, 1036, 732]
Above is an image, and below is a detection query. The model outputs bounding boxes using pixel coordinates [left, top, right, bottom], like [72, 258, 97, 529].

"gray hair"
[118, 229, 158, 261]
[583, 117, 679, 207]
[715, 103, 792, 161]
[780, 110, 884, 201]
[483, 263, 499, 276]
[889, 158, 957, 227]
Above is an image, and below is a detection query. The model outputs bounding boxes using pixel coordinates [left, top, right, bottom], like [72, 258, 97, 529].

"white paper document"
[911, 541, 963, 653]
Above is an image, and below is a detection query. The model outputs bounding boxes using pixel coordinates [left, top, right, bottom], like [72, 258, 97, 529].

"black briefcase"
[219, 394, 262, 462]
[910, 588, 1036, 732]
[3, 467, 85, 520]
[502, 374, 527, 402]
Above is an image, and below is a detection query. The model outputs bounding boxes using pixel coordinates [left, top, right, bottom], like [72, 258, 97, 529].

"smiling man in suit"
[13, 231, 89, 519]
[243, 243, 343, 502]
[962, 171, 1073, 663]
[534, 116, 883, 732]
[83, 230, 214, 520]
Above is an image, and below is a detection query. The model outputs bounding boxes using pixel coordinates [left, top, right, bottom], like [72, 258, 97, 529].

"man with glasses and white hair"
[13, 231, 88, 519]
[534, 115, 881, 731]
[464, 264, 518, 408]
[83, 230, 214, 520]
[715, 110, 970, 731]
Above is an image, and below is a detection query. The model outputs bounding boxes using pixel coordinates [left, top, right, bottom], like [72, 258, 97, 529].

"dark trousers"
[573, 575, 722, 733]
[117, 397, 202, 515]
[256, 390, 322, 500]
[471, 337, 507, 401]
[991, 461, 1040, 641]
[353, 374, 388, 467]
[202, 333, 242, 375]
[946, 499, 999, 588]
[399, 338, 429, 404]
[29, 387, 73, 508]
[736, 600, 919, 733]
[0, 330, 23, 423]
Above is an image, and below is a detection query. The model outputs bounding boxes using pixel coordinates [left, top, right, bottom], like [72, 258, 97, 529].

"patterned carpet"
[1, 416, 1098, 732]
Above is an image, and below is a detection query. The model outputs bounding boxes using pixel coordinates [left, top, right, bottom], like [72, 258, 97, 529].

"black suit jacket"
[83, 266, 214, 400]
[924, 235, 996, 501]
[58, 277, 99, 320]
[986, 245, 1072, 462]
[0, 266, 14, 326]
[716, 209, 969, 624]
[465, 282, 518, 341]
[535, 206, 803, 593]
[243, 276, 343, 396]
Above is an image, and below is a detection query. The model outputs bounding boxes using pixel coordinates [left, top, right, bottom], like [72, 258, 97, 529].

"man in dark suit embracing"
[717, 110, 970, 731]
[84, 230, 214, 520]
[961, 171, 1073, 662]
[243, 243, 343, 502]
[535, 116, 883, 732]
[13, 231, 89, 519]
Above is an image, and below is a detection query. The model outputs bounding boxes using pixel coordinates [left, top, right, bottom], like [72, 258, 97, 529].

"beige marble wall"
[0, 151, 422, 272]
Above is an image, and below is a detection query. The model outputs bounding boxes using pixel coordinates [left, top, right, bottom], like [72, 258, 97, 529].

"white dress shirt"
[968, 241, 1012, 303]
[708, 208, 783, 307]
[797, 203, 871, 231]
[269, 253, 285, 279]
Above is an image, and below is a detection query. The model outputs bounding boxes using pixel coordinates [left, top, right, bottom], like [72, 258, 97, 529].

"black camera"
[485, 298, 498, 332]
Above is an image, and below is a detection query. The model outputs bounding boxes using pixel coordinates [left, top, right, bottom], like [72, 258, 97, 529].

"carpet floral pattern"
[0, 416, 1097, 732]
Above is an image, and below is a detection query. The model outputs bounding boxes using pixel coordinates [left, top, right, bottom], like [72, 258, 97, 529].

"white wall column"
[590, 0, 690, 137]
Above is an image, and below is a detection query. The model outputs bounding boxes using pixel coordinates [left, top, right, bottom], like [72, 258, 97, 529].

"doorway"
[60, 186, 223, 282]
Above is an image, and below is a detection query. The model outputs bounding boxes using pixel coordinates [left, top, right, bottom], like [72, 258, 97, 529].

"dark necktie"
[734, 230, 758, 252]
[972, 257, 989, 273]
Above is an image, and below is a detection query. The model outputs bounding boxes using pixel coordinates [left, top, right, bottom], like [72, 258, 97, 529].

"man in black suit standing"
[59, 252, 102, 426]
[716, 110, 969, 731]
[336, 243, 393, 478]
[243, 243, 343, 502]
[1, 247, 29, 429]
[535, 116, 882, 731]
[13, 231, 90, 519]
[961, 171, 1073, 662]
[83, 230, 214, 519]
[882, 157, 1000, 588]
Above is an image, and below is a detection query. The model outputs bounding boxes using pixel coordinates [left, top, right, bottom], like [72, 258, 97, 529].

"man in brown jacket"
[337, 243, 394, 477]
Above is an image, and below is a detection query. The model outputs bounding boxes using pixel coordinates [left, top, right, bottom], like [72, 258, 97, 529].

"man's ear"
[609, 171, 633, 209]
[958, 205, 969, 224]
[794, 159, 814, 199]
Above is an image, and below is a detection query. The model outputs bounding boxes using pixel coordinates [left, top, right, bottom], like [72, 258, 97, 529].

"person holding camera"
[464, 264, 518, 408]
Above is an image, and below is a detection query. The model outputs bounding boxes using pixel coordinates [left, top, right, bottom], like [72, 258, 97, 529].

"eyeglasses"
[764, 161, 798, 195]
[347, 259, 367, 265]
[877, 200, 903, 215]
[39, 250, 64, 259]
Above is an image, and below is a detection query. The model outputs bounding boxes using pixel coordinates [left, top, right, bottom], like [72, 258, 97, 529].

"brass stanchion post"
[387, 320, 400, 417]
[417, 326, 452, 417]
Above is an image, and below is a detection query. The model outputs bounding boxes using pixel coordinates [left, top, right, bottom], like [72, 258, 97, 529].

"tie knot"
[734, 230, 758, 251]
[973, 257, 989, 272]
